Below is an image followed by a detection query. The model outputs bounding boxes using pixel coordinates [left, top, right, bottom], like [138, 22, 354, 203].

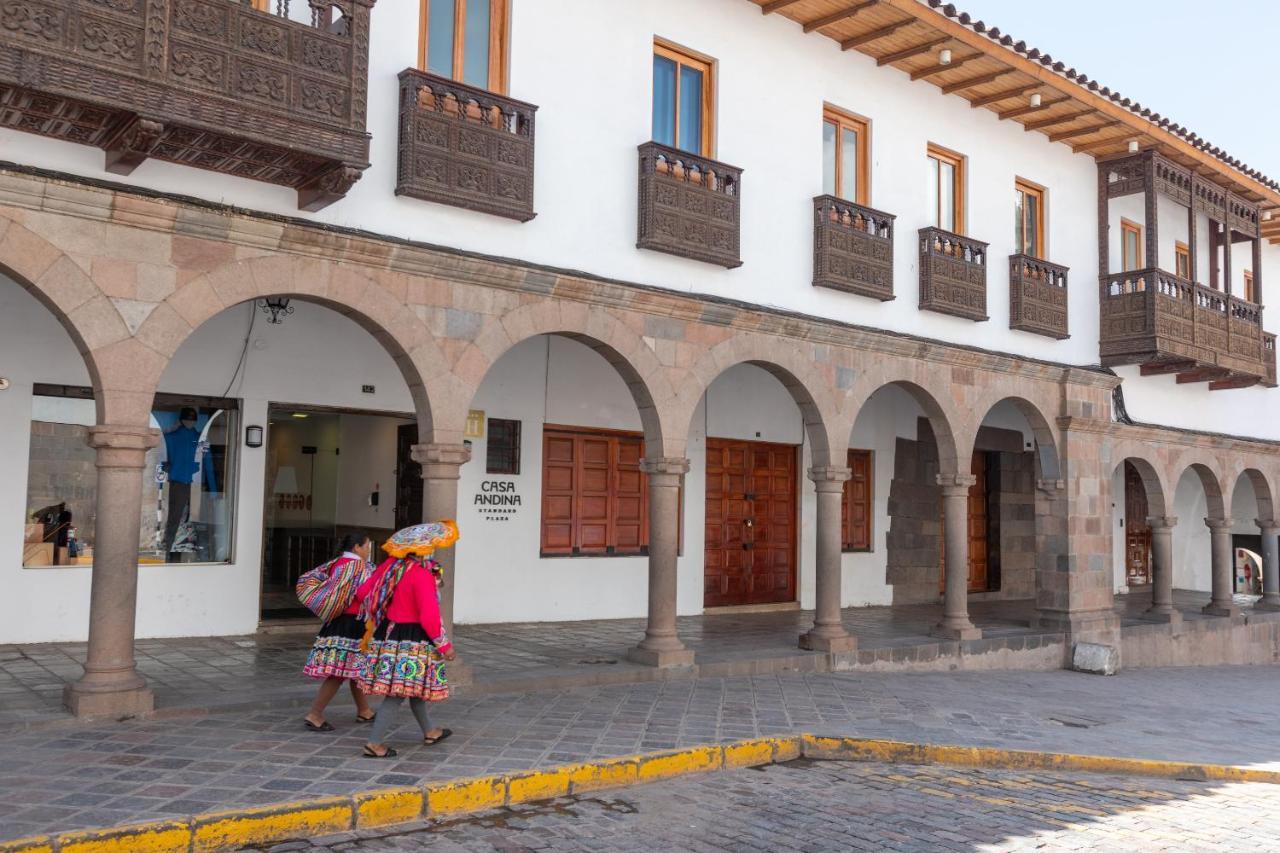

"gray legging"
[369, 695, 433, 745]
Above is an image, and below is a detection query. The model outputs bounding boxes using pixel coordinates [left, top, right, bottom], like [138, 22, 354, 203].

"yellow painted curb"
[424, 776, 506, 818]
[507, 767, 572, 803]
[354, 787, 425, 829]
[191, 797, 352, 852]
[0, 838, 53, 853]
[57, 820, 191, 853]
[637, 744, 723, 782]
[566, 756, 639, 793]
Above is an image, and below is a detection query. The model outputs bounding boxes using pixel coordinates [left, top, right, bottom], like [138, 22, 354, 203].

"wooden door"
[394, 423, 422, 530]
[704, 438, 797, 607]
[940, 450, 991, 594]
[1124, 461, 1153, 585]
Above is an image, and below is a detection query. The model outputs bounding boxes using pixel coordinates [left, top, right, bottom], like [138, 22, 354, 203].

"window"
[1245, 270, 1256, 303]
[841, 450, 873, 552]
[1175, 241, 1191, 280]
[927, 145, 965, 234]
[1121, 219, 1143, 272]
[541, 427, 648, 556]
[652, 40, 714, 156]
[823, 106, 869, 205]
[1014, 179, 1045, 258]
[419, 0, 509, 92]
[486, 418, 521, 475]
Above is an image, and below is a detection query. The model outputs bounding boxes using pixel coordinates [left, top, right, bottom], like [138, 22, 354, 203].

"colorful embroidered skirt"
[302, 614, 366, 681]
[355, 621, 449, 701]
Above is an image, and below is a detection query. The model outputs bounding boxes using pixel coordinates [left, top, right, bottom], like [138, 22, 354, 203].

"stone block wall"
[887, 419, 942, 604]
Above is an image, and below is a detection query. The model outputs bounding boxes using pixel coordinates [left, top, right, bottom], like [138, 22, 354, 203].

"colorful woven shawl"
[359, 557, 411, 629]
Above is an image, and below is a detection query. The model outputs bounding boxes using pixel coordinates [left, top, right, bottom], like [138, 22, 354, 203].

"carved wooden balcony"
[0, 0, 374, 211]
[1099, 268, 1270, 388]
[637, 142, 742, 268]
[1008, 254, 1069, 340]
[1264, 334, 1277, 388]
[812, 195, 895, 301]
[918, 227, 988, 321]
[396, 69, 537, 222]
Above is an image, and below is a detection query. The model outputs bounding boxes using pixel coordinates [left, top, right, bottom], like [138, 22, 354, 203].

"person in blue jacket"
[162, 407, 202, 561]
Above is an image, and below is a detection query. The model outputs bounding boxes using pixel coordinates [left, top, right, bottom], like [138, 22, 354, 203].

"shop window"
[1175, 241, 1191, 280]
[1245, 270, 1256, 304]
[841, 449, 873, 552]
[22, 387, 238, 568]
[1121, 219, 1143, 272]
[486, 418, 521, 475]
[653, 40, 714, 156]
[1014, 179, 1045, 258]
[419, 0, 509, 92]
[541, 426, 649, 556]
[927, 144, 965, 234]
[823, 106, 869, 205]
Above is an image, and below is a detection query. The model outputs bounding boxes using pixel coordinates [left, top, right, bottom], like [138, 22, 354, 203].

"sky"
[953, 0, 1280, 182]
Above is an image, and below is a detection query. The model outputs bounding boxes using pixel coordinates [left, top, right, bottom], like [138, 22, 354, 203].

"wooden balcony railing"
[637, 142, 742, 268]
[1264, 334, 1277, 388]
[1099, 267, 1268, 382]
[1008, 255, 1069, 340]
[918, 227, 989, 321]
[0, 0, 375, 210]
[812, 196, 896, 301]
[395, 70, 537, 221]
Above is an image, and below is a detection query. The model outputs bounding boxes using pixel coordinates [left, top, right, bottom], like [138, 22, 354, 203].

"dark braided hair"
[336, 531, 371, 557]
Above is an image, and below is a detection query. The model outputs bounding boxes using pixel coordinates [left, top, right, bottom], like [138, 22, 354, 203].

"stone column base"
[1034, 609, 1121, 645]
[1141, 609, 1183, 626]
[931, 623, 982, 641]
[626, 646, 695, 668]
[1254, 598, 1280, 612]
[63, 683, 154, 718]
[1202, 602, 1244, 619]
[799, 632, 857, 654]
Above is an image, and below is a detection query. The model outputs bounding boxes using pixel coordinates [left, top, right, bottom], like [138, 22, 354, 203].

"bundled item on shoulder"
[296, 557, 365, 623]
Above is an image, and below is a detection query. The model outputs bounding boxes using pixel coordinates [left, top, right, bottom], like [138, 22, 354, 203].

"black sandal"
[356, 712, 376, 724]
[423, 728, 453, 746]
[304, 719, 335, 732]
[363, 745, 398, 759]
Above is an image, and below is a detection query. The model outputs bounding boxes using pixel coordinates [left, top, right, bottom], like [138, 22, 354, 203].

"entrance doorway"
[704, 438, 797, 607]
[259, 404, 414, 620]
[1124, 461, 1153, 586]
[941, 450, 993, 594]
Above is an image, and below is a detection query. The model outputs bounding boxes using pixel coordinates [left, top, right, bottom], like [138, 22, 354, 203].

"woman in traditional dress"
[302, 532, 377, 731]
[356, 521, 459, 758]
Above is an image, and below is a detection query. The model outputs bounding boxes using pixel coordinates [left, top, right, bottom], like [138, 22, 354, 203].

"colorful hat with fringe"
[382, 520, 459, 559]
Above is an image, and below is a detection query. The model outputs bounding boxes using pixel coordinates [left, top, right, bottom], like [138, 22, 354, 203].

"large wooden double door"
[941, 450, 991, 594]
[704, 438, 797, 607]
[1124, 461, 1153, 586]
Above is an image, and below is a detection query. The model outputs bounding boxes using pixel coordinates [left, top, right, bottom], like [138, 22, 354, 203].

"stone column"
[1254, 519, 1280, 612]
[1202, 518, 1241, 618]
[411, 443, 471, 633]
[64, 425, 159, 718]
[1144, 516, 1181, 624]
[800, 466, 856, 654]
[933, 474, 982, 641]
[628, 457, 694, 667]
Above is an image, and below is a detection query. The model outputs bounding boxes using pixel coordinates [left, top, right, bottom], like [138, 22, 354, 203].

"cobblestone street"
[266, 760, 1280, 852]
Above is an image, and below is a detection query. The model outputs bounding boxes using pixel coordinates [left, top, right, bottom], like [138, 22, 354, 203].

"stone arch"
[1170, 454, 1228, 521]
[454, 302, 676, 457]
[839, 374, 962, 479]
[675, 334, 843, 467]
[132, 257, 441, 438]
[969, 394, 1063, 482]
[1228, 466, 1276, 523]
[0, 215, 131, 423]
[1112, 452, 1170, 519]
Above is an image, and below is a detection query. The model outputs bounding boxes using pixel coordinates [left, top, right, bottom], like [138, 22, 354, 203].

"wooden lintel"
[876, 36, 948, 66]
[1048, 121, 1122, 143]
[1023, 109, 1095, 132]
[909, 53, 981, 81]
[842, 18, 913, 49]
[1071, 135, 1136, 155]
[1208, 375, 1261, 391]
[762, 0, 805, 14]
[1139, 360, 1196, 377]
[1175, 367, 1232, 384]
[996, 97, 1070, 121]
[941, 67, 1013, 95]
[804, 0, 877, 33]
[970, 84, 1037, 108]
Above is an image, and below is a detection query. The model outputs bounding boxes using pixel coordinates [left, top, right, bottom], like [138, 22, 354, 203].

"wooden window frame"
[418, 0, 510, 94]
[1120, 218, 1143, 272]
[653, 39, 716, 157]
[823, 105, 870, 206]
[485, 417, 521, 476]
[1175, 240, 1191, 281]
[841, 449, 874, 553]
[1245, 269, 1256, 304]
[927, 143, 966, 235]
[1014, 178, 1046, 259]
[250, 0, 269, 10]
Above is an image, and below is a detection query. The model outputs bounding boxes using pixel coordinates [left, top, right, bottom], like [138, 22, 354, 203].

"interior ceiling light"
[292, 413, 309, 419]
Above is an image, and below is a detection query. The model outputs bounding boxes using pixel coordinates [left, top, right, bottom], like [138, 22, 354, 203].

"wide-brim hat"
[382, 520, 459, 559]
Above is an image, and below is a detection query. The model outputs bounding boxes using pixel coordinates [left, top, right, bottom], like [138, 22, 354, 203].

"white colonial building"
[0, 0, 1278, 715]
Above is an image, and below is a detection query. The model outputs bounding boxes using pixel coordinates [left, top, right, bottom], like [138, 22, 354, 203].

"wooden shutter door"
[844, 449, 872, 551]
[613, 436, 646, 553]
[541, 433, 577, 554]
[576, 435, 612, 554]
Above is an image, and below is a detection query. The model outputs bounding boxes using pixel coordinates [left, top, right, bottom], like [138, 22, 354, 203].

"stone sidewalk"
[2, 665, 1279, 844]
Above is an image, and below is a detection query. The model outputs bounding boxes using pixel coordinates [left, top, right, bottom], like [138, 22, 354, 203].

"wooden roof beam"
[1048, 121, 1122, 143]
[761, 0, 805, 14]
[997, 97, 1070, 120]
[1071, 134, 1138, 155]
[841, 18, 913, 50]
[940, 67, 1014, 95]
[909, 53, 983, 81]
[969, 83, 1038, 107]
[1023, 109, 1095, 132]
[876, 36, 949, 66]
[803, 0, 878, 33]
